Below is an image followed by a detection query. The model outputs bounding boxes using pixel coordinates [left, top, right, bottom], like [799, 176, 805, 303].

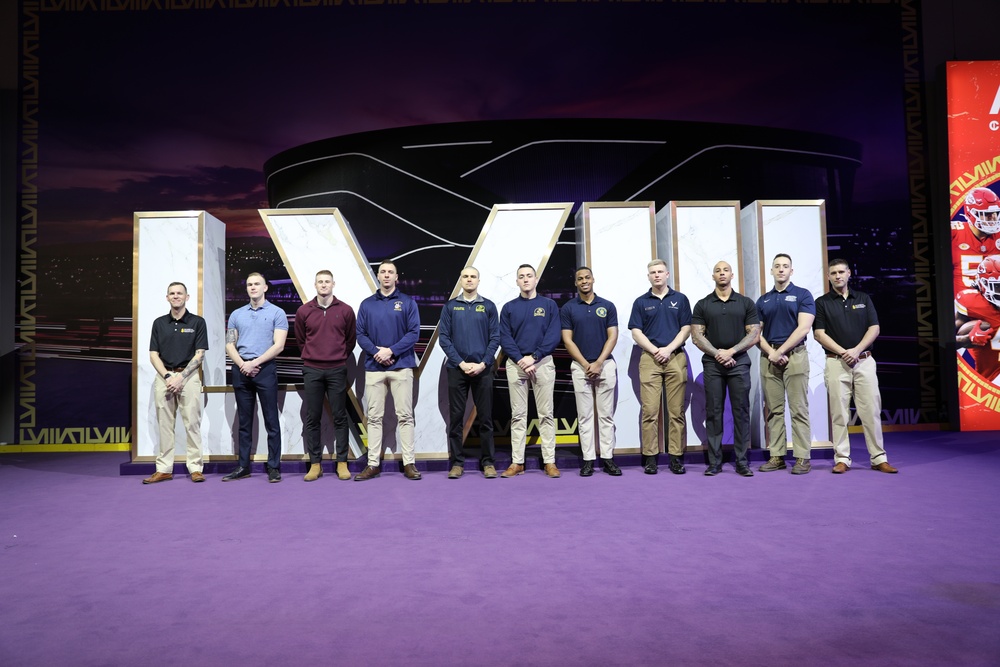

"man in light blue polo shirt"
[223, 272, 289, 483]
[561, 266, 621, 477]
[755, 253, 815, 475]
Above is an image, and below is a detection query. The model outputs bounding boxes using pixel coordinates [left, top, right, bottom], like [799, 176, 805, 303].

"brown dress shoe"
[403, 463, 422, 480]
[336, 462, 351, 480]
[500, 463, 525, 478]
[354, 466, 380, 481]
[189, 472, 205, 483]
[304, 463, 323, 482]
[142, 471, 173, 484]
[483, 465, 497, 478]
[448, 465, 464, 479]
[871, 462, 898, 474]
[544, 463, 561, 478]
[832, 462, 849, 474]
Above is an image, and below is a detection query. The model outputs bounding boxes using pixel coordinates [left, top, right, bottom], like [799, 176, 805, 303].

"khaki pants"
[824, 356, 887, 467]
[570, 358, 617, 460]
[638, 351, 687, 457]
[154, 374, 204, 474]
[761, 346, 812, 459]
[364, 368, 415, 466]
[506, 356, 556, 464]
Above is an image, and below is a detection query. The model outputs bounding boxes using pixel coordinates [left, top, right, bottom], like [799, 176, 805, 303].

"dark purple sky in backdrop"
[32, 2, 908, 243]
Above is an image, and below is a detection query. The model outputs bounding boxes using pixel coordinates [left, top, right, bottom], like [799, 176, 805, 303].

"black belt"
[826, 351, 871, 360]
[168, 366, 187, 372]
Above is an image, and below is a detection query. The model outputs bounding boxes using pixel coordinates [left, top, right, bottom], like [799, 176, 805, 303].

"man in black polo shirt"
[691, 261, 760, 477]
[813, 259, 897, 474]
[144, 282, 209, 484]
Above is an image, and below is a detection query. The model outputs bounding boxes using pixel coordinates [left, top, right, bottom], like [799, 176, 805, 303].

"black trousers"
[232, 360, 282, 469]
[446, 366, 495, 467]
[302, 365, 350, 464]
[702, 358, 751, 467]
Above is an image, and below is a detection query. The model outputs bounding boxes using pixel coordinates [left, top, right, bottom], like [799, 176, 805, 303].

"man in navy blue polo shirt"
[223, 272, 289, 483]
[499, 264, 562, 478]
[354, 260, 422, 481]
[438, 266, 501, 479]
[628, 259, 692, 475]
[813, 259, 897, 474]
[144, 282, 209, 484]
[691, 261, 760, 477]
[561, 267, 621, 477]
[755, 253, 816, 475]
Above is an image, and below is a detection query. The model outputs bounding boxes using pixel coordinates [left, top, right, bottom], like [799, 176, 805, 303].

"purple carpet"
[2, 431, 999, 666]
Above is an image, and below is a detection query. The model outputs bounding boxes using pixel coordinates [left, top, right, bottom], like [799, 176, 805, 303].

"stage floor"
[2, 431, 998, 666]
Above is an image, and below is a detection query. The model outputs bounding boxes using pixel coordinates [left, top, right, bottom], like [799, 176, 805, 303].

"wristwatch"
[531, 353, 539, 361]
[164, 373, 173, 380]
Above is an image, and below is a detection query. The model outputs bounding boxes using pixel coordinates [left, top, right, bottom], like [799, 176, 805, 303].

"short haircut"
[377, 260, 397, 272]
[772, 253, 792, 264]
[461, 266, 479, 277]
[647, 259, 667, 270]
[315, 270, 333, 280]
[517, 264, 536, 274]
[828, 258, 850, 270]
[167, 281, 187, 294]
[246, 272, 265, 282]
[575, 266, 593, 276]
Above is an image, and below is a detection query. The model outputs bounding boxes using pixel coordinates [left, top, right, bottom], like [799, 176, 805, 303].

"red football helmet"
[976, 254, 1000, 306]
[965, 187, 1000, 234]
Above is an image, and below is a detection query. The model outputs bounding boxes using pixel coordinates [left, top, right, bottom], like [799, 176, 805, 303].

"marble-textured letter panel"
[577, 202, 657, 452]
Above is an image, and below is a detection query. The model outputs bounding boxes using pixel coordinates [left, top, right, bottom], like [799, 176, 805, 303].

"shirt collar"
[246, 299, 270, 312]
[770, 282, 796, 294]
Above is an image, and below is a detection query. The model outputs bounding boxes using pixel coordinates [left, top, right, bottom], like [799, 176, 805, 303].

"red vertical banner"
[948, 61, 1000, 430]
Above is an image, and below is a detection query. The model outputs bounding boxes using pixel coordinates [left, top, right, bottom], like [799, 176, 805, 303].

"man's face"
[828, 263, 851, 289]
[378, 263, 398, 291]
[246, 275, 267, 300]
[315, 273, 334, 297]
[576, 269, 594, 296]
[517, 267, 537, 294]
[166, 285, 189, 310]
[713, 262, 733, 288]
[771, 257, 793, 285]
[647, 264, 669, 289]
[461, 268, 480, 294]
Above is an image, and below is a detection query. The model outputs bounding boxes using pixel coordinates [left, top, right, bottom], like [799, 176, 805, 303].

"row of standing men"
[141, 254, 897, 484]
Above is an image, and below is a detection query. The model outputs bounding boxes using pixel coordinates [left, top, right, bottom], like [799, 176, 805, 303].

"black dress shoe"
[267, 466, 282, 483]
[580, 460, 594, 477]
[643, 455, 658, 475]
[735, 464, 754, 477]
[222, 466, 251, 482]
[668, 456, 686, 475]
[704, 464, 722, 476]
[602, 459, 622, 476]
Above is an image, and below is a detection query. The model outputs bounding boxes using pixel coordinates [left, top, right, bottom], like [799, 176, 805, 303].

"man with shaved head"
[691, 261, 760, 477]
[438, 266, 501, 479]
